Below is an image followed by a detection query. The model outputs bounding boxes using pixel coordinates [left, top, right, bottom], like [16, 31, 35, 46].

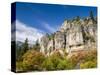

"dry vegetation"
[16, 49, 97, 72]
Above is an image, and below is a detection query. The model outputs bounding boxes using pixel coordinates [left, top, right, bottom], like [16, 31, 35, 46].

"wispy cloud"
[42, 21, 56, 33]
[12, 20, 44, 44]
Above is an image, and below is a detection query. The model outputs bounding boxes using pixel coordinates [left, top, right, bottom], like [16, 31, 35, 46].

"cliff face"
[40, 17, 97, 55]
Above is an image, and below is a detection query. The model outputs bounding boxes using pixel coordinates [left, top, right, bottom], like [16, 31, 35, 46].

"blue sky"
[14, 2, 97, 44]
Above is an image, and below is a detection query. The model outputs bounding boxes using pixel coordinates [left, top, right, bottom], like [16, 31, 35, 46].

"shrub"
[22, 50, 45, 71]
[84, 50, 97, 62]
[42, 51, 75, 70]
[70, 54, 80, 67]
[16, 61, 24, 72]
[80, 60, 97, 69]
[57, 59, 74, 70]
[70, 50, 97, 69]
[80, 50, 97, 69]
[41, 52, 63, 70]
[41, 57, 55, 70]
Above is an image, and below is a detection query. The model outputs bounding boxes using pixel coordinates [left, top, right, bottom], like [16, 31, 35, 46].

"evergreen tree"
[76, 16, 80, 21]
[64, 31, 67, 49]
[90, 11, 94, 21]
[33, 39, 40, 51]
[52, 33, 55, 50]
[35, 40, 40, 49]
[16, 39, 29, 61]
[23, 38, 29, 53]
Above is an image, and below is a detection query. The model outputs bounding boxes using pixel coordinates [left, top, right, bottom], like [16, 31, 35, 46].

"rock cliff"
[40, 15, 97, 55]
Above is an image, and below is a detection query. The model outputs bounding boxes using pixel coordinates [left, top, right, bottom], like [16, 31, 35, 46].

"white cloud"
[42, 21, 56, 33]
[13, 20, 44, 44]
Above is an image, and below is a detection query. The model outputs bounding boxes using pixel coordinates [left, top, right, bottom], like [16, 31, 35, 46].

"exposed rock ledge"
[39, 16, 97, 56]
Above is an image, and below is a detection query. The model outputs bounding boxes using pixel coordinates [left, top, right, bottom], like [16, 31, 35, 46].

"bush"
[84, 50, 97, 62]
[70, 50, 97, 69]
[80, 50, 97, 69]
[41, 57, 55, 70]
[42, 51, 75, 70]
[22, 50, 45, 71]
[41, 52, 63, 70]
[16, 61, 24, 72]
[57, 59, 74, 70]
[80, 60, 97, 69]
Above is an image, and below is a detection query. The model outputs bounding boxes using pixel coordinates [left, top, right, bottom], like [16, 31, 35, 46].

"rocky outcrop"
[40, 35, 50, 54]
[54, 31, 65, 50]
[40, 16, 97, 55]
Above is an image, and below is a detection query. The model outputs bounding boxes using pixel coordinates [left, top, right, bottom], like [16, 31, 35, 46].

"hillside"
[15, 11, 97, 72]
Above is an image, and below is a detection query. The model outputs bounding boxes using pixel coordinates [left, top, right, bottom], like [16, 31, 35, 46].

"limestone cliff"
[39, 16, 97, 55]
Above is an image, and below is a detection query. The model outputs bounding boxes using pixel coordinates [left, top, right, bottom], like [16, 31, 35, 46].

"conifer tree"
[76, 16, 80, 21]
[90, 11, 94, 21]
[33, 39, 40, 51]
[23, 38, 29, 53]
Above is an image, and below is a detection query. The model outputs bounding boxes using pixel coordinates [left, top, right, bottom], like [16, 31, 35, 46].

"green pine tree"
[23, 38, 29, 53]
[90, 11, 94, 21]
[33, 39, 40, 51]
[76, 16, 80, 21]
